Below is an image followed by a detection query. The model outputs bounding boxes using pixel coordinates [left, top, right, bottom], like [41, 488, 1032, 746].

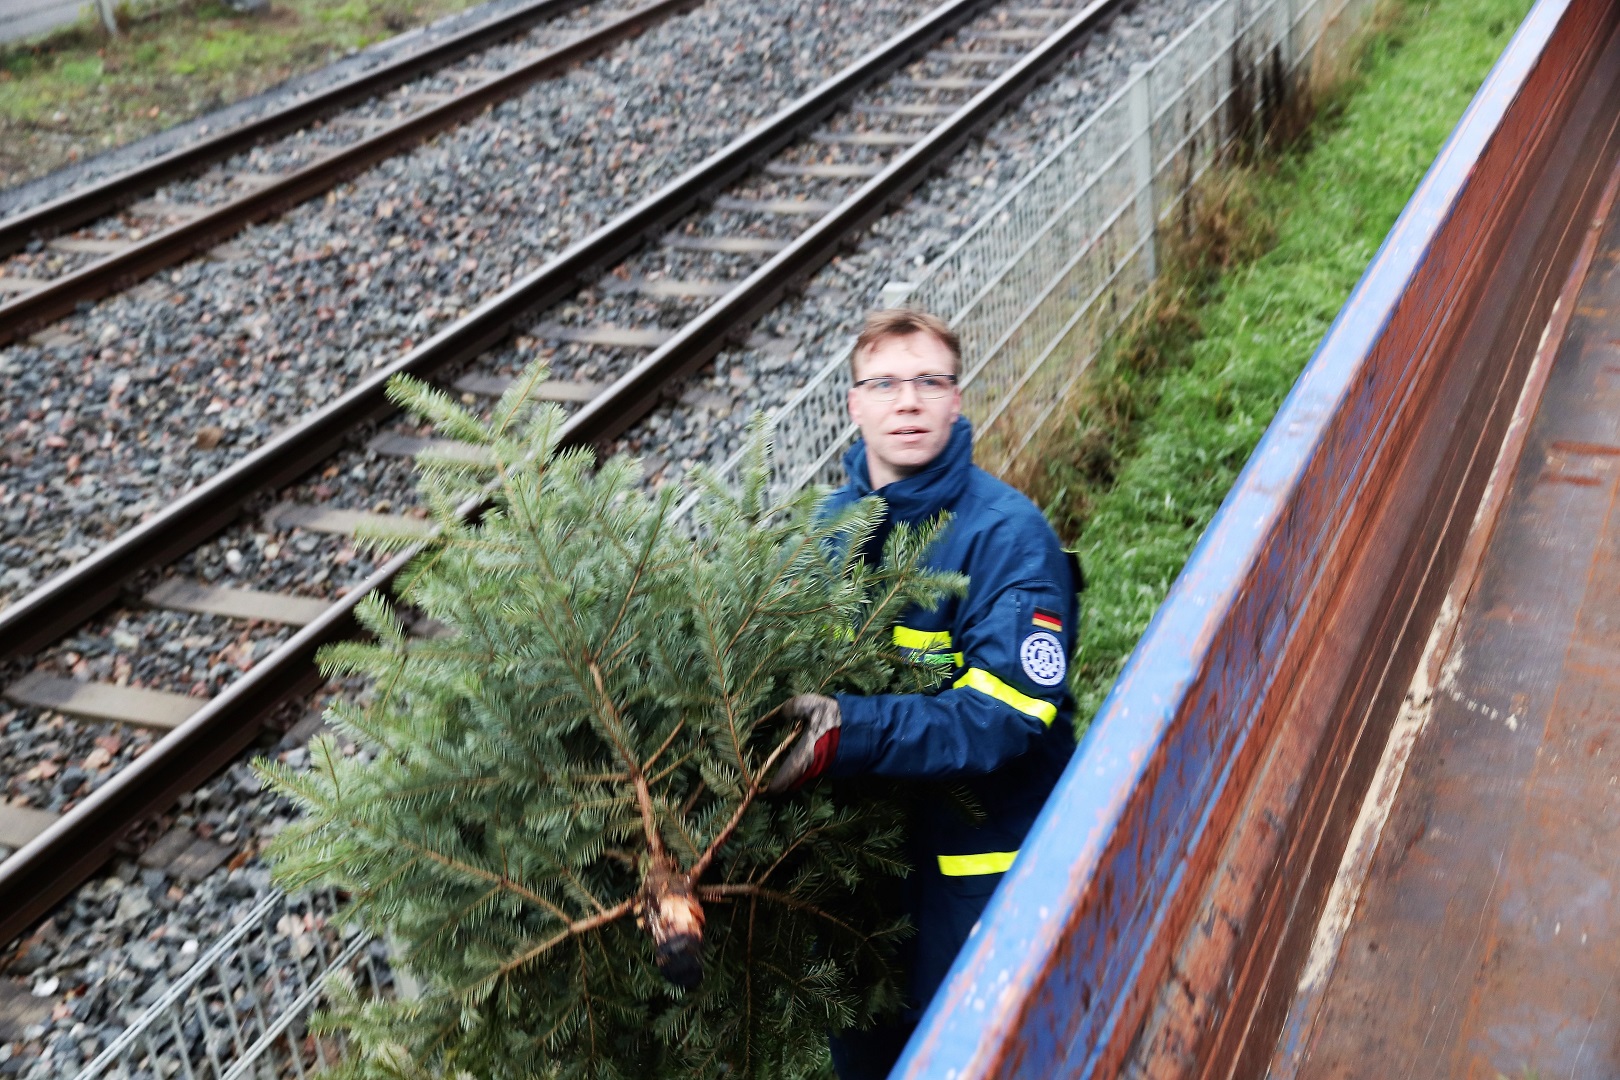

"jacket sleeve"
[829, 576, 1075, 780]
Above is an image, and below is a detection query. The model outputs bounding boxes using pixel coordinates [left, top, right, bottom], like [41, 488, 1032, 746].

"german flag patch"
[1032, 607, 1063, 633]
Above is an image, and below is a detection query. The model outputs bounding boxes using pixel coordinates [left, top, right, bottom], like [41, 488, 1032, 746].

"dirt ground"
[0, 0, 488, 189]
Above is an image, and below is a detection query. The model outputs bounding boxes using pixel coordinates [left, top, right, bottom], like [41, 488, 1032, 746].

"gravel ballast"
[0, 0, 936, 608]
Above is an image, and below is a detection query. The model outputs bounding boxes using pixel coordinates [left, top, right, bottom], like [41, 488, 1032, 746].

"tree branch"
[694, 599, 755, 790]
[679, 780, 707, 820]
[484, 899, 633, 983]
[697, 884, 875, 953]
[590, 661, 665, 862]
[653, 795, 705, 864]
[723, 531, 818, 654]
[641, 718, 687, 775]
[601, 501, 667, 652]
[559, 863, 611, 917]
[688, 722, 801, 883]
[646, 750, 694, 789]
[328, 810, 577, 925]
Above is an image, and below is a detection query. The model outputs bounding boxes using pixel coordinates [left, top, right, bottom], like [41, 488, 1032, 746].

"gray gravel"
[609, 0, 1206, 486]
[2, 609, 296, 819]
[0, 0, 616, 216]
[0, 691, 378, 1080]
[1, 0, 1220, 1071]
[0, 0, 936, 607]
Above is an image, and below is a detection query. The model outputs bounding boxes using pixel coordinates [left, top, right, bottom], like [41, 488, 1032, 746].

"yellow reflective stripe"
[893, 626, 954, 651]
[953, 668, 1058, 726]
[938, 850, 1018, 876]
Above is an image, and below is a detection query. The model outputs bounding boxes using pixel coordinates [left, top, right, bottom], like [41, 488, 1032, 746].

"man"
[768, 308, 1080, 1079]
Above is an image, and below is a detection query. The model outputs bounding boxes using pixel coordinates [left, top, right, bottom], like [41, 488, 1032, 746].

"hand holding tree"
[260, 361, 961, 1079]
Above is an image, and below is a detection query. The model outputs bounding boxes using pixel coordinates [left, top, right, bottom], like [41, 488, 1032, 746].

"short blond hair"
[849, 308, 961, 379]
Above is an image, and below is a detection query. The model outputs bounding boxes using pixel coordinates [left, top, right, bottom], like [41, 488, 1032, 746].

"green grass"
[0, 0, 493, 185]
[1022, 0, 1537, 724]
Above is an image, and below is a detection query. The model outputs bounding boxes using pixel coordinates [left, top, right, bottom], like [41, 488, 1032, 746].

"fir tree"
[260, 361, 963, 1079]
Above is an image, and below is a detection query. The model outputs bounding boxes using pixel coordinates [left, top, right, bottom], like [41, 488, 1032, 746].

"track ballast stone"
[0, 0, 934, 607]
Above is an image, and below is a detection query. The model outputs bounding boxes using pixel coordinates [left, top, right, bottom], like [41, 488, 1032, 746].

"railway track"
[0, 0, 709, 347]
[0, 0, 593, 254]
[0, 0, 1130, 947]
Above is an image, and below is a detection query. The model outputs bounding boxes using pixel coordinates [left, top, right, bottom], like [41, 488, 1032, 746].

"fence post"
[1277, 0, 1296, 72]
[94, 0, 118, 35]
[1127, 64, 1158, 282]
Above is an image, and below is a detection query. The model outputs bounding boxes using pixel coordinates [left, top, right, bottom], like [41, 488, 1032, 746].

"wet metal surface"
[1292, 163, 1620, 1080]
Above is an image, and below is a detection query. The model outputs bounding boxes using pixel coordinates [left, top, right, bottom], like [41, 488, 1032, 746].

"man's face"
[847, 331, 962, 488]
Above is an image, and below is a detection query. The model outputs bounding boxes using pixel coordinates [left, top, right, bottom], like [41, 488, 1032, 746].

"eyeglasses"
[851, 373, 959, 402]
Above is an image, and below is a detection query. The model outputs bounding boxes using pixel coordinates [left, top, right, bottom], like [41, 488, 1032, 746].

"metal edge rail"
[0, 0, 995, 660]
[0, 0, 1128, 949]
[0, 0, 704, 347]
[0, 0, 595, 259]
[893, 0, 1620, 1075]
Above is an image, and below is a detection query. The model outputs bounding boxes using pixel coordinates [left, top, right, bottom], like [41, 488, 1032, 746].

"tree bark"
[639, 863, 705, 989]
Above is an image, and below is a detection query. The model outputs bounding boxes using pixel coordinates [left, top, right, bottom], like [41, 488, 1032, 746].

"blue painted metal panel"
[892, 0, 1594, 1074]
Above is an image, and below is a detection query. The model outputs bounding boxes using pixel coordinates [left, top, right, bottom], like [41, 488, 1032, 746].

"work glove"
[765, 694, 842, 795]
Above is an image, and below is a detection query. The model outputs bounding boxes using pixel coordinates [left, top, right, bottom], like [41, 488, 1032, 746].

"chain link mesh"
[706, 0, 1374, 498]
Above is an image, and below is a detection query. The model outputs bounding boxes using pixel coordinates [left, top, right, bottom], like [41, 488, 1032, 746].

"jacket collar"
[841, 417, 974, 524]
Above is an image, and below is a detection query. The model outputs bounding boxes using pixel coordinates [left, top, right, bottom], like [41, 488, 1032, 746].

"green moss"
[1048, 0, 1537, 724]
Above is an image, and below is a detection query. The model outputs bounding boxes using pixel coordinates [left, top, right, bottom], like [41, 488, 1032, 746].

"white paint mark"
[1439, 636, 1464, 695]
[1290, 596, 1460, 998]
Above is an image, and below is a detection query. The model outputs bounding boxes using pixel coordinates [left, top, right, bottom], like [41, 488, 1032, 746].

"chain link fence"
[710, 0, 1377, 497]
[70, 890, 390, 1080]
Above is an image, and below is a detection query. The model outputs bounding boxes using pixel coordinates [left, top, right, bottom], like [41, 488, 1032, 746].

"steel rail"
[0, 0, 996, 658]
[566, 0, 1121, 446]
[0, 0, 595, 260]
[0, 0, 703, 347]
[0, 0, 1123, 945]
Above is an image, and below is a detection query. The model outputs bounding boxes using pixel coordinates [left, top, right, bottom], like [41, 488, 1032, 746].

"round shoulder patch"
[1020, 631, 1067, 687]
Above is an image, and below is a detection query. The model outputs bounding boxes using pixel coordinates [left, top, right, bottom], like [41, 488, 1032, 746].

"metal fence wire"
[70, 890, 388, 1080]
[79, 0, 1379, 1073]
[708, 0, 1377, 498]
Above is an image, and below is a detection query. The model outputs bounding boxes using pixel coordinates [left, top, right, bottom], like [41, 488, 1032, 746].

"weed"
[57, 57, 104, 84]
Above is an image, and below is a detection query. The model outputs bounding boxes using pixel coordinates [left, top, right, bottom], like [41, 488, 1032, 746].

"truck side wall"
[894, 0, 1620, 1075]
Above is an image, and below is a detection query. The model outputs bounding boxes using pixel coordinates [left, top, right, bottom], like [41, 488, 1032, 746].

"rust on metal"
[1272, 131, 1620, 1080]
[895, 0, 1620, 1075]
[1287, 150, 1620, 1080]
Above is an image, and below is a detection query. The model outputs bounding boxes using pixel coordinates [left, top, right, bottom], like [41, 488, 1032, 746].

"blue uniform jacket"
[822, 417, 1078, 1011]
